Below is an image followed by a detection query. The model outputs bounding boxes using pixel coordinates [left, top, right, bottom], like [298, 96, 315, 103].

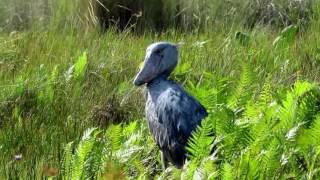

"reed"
[0, 0, 316, 32]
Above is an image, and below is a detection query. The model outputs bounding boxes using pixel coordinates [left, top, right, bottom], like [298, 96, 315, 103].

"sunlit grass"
[1, 0, 320, 179]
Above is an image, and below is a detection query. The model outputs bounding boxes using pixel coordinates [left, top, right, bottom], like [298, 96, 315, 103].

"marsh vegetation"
[1, 0, 320, 179]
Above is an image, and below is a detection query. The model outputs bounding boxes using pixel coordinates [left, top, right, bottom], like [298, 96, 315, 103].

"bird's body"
[133, 42, 207, 169]
[145, 76, 207, 168]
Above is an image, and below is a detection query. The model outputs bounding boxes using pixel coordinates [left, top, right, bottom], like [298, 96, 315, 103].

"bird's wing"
[156, 87, 208, 144]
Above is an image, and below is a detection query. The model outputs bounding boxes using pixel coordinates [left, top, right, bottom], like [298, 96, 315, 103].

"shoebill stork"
[133, 42, 208, 169]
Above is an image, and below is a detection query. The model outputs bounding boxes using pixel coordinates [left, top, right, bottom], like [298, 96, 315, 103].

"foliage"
[17, 60, 306, 179]
[53, 77, 320, 179]
[1, 1, 320, 179]
[0, 0, 317, 32]
[245, 0, 314, 29]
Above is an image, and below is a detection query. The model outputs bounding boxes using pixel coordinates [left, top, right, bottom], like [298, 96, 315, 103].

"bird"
[133, 42, 208, 169]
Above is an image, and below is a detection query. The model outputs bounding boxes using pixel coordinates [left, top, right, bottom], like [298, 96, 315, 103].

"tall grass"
[1, 0, 320, 179]
[0, 0, 318, 32]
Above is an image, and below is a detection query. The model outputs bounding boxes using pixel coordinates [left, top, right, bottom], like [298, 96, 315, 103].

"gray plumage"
[133, 42, 207, 169]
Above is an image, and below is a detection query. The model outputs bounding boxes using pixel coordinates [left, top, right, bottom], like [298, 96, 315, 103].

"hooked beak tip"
[133, 81, 142, 86]
[133, 77, 144, 86]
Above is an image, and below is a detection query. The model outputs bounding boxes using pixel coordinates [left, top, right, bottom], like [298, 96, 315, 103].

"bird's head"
[133, 42, 178, 86]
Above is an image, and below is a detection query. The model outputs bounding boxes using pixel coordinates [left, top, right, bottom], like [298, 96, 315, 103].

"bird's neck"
[147, 75, 167, 88]
[146, 75, 170, 100]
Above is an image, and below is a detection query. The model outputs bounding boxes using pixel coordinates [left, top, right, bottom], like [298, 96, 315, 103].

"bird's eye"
[155, 49, 162, 54]
[154, 49, 164, 59]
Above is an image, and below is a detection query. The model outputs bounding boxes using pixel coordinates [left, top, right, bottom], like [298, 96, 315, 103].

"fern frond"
[296, 89, 320, 127]
[184, 115, 216, 178]
[106, 124, 123, 152]
[61, 142, 73, 179]
[212, 104, 235, 135]
[122, 121, 138, 138]
[182, 160, 199, 179]
[298, 115, 320, 149]
[187, 116, 215, 160]
[221, 163, 234, 180]
[187, 80, 218, 111]
[228, 62, 255, 110]
[74, 51, 88, 81]
[115, 146, 144, 163]
[71, 128, 98, 179]
[273, 81, 317, 133]
[258, 78, 273, 108]
[256, 139, 281, 179]
[235, 151, 259, 179]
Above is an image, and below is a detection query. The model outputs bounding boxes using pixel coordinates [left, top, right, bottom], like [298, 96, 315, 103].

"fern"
[298, 115, 320, 149]
[38, 65, 59, 104]
[236, 151, 259, 179]
[221, 163, 234, 180]
[184, 115, 215, 178]
[228, 62, 255, 110]
[74, 51, 88, 81]
[187, 116, 215, 160]
[61, 142, 73, 179]
[273, 81, 317, 134]
[200, 157, 219, 179]
[71, 128, 98, 179]
[248, 79, 275, 143]
[106, 124, 123, 152]
[296, 88, 320, 127]
[58, 79, 320, 179]
[243, 101, 260, 123]
[186, 74, 218, 111]
[258, 79, 273, 109]
[61, 128, 98, 179]
[257, 139, 282, 179]
[122, 121, 138, 138]
[212, 104, 235, 135]
[248, 100, 279, 155]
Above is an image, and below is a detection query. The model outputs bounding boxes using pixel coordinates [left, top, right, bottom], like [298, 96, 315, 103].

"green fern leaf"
[221, 163, 234, 180]
[274, 81, 317, 133]
[228, 62, 254, 110]
[74, 51, 88, 81]
[61, 142, 73, 179]
[71, 128, 98, 179]
[106, 124, 123, 152]
[186, 116, 215, 160]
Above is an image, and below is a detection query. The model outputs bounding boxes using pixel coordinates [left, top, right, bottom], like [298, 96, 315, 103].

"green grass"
[1, 1, 320, 179]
